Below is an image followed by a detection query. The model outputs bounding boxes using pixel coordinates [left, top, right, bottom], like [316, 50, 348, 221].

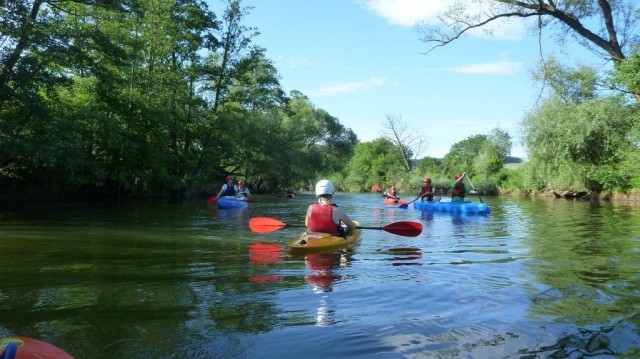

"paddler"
[305, 179, 357, 236]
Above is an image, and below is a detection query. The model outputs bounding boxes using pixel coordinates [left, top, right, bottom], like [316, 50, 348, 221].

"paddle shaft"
[465, 175, 484, 203]
[249, 217, 422, 237]
[398, 197, 419, 209]
[284, 223, 386, 231]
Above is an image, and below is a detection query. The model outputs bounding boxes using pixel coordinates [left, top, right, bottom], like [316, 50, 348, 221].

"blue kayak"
[414, 200, 491, 215]
[217, 197, 249, 209]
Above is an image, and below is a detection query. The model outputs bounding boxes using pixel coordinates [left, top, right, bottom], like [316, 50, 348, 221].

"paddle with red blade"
[206, 196, 218, 205]
[249, 217, 423, 237]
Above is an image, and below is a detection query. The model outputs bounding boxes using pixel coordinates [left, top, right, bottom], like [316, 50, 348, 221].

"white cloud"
[362, 0, 527, 40]
[418, 58, 523, 75]
[274, 54, 312, 69]
[362, 0, 447, 26]
[310, 77, 387, 96]
[451, 61, 522, 75]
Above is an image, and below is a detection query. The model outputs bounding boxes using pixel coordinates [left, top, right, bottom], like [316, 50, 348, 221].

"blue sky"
[234, 0, 596, 159]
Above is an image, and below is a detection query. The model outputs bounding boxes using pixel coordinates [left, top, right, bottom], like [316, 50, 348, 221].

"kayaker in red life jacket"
[418, 177, 434, 201]
[216, 175, 238, 199]
[305, 179, 357, 236]
[451, 172, 477, 202]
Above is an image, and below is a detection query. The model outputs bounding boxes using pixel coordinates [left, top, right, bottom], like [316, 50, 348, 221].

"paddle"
[249, 217, 423, 237]
[465, 174, 484, 203]
[207, 196, 218, 204]
[398, 197, 419, 209]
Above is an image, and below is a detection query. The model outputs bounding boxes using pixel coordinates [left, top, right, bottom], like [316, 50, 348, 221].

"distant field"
[504, 162, 523, 170]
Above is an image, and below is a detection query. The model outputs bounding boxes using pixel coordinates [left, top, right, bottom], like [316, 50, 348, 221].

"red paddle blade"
[207, 196, 218, 204]
[249, 217, 288, 233]
[381, 221, 423, 237]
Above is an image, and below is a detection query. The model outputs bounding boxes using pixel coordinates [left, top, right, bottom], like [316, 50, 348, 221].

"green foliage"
[343, 139, 407, 192]
[0, 0, 357, 199]
[612, 47, 640, 97]
[496, 166, 526, 194]
[532, 57, 598, 103]
[415, 156, 443, 176]
[442, 134, 487, 175]
[522, 96, 637, 192]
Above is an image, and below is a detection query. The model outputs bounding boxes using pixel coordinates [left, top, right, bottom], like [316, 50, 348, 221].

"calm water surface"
[0, 193, 639, 358]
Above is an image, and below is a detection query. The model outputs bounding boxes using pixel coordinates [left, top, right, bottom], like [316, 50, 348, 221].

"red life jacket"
[419, 185, 433, 199]
[452, 182, 465, 197]
[308, 204, 340, 233]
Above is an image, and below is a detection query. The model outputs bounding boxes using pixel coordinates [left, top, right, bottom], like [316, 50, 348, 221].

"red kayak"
[0, 337, 74, 359]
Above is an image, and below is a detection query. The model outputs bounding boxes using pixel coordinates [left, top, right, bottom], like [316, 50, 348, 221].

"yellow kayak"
[288, 221, 361, 252]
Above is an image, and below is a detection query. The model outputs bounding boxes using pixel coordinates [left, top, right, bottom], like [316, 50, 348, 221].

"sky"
[226, 0, 597, 159]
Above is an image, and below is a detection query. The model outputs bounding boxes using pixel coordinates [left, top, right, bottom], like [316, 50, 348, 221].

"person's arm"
[216, 184, 226, 198]
[456, 172, 467, 184]
[335, 207, 357, 231]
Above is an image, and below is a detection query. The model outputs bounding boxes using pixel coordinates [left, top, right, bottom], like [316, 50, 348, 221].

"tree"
[417, 0, 640, 100]
[533, 57, 599, 103]
[522, 96, 635, 192]
[442, 134, 488, 176]
[343, 138, 407, 192]
[381, 113, 426, 171]
[474, 128, 512, 177]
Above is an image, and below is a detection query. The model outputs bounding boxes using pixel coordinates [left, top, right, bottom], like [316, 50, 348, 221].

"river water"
[0, 193, 638, 358]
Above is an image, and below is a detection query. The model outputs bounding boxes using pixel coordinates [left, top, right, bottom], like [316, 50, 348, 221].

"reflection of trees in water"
[522, 201, 639, 324]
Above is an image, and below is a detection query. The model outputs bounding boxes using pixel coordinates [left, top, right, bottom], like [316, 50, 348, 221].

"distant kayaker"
[216, 175, 238, 198]
[285, 188, 295, 198]
[236, 180, 251, 200]
[418, 177, 434, 201]
[305, 179, 357, 236]
[385, 185, 400, 201]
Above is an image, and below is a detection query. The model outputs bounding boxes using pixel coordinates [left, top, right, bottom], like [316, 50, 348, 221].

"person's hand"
[470, 190, 477, 194]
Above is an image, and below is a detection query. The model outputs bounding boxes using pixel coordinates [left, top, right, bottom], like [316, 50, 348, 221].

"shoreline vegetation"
[1, 1, 639, 204]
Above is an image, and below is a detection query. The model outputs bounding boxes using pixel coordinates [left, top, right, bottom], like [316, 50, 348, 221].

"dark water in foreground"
[0, 193, 639, 358]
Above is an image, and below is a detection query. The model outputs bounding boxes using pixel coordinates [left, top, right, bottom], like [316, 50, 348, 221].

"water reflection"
[2, 197, 640, 358]
[248, 242, 284, 283]
[304, 252, 350, 326]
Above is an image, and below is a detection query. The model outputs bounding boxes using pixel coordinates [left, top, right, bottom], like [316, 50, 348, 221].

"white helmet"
[315, 179, 334, 197]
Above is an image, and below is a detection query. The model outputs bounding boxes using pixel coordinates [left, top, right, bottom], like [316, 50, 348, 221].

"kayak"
[384, 197, 407, 205]
[0, 337, 74, 359]
[217, 196, 249, 209]
[288, 222, 362, 252]
[414, 200, 491, 214]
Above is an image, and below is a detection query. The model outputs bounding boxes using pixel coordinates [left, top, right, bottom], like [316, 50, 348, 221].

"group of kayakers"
[383, 172, 476, 204]
[214, 172, 477, 238]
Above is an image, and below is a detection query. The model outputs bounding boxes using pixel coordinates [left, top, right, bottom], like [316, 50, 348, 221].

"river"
[0, 193, 638, 358]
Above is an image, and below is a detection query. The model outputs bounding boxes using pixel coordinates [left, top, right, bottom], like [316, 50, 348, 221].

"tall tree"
[417, 0, 640, 100]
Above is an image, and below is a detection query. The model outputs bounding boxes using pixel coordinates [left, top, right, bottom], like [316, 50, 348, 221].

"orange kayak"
[384, 197, 407, 205]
